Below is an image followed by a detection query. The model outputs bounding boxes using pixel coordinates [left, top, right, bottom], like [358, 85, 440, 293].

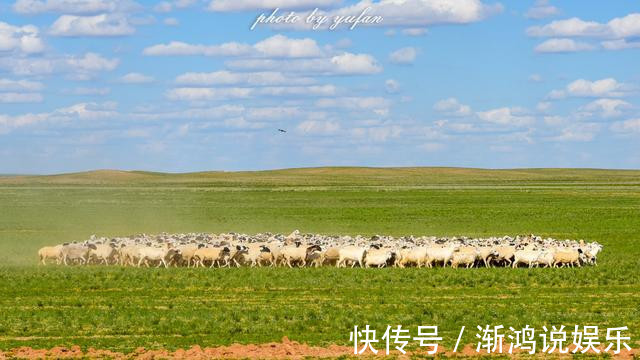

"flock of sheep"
[37, 230, 603, 269]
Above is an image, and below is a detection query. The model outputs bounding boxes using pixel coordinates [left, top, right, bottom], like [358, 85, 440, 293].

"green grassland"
[0, 167, 639, 352]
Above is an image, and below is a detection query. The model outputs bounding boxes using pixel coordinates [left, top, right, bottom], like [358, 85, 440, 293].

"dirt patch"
[0, 338, 637, 359]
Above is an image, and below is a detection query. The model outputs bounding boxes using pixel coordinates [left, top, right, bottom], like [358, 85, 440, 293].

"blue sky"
[0, 0, 639, 173]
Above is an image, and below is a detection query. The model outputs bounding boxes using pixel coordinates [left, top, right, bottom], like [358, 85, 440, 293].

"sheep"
[552, 248, 586, 268]
[60, 243, 94, 265]
[136, 246, 181, 268]
[477, 247, 499, 268]
[193, 246, 230, 268]
[320, 246, 340, 266]
[396, 247, 428, 268]
[38, 245, 63, 265]
[337, 246, 366, 268]
[512, 250, 542, 268]
[494, 246, 516, 267]
[451, 247, 477, 269]
[280, 244, 322, 268]
[425, 246, 457, 267]
[176, 244, 202, 267]
[364, 248, 394, 268]
[118, 244, 143, 266]
[88, 244, 117, 265]
[224, 245, 249, 268]
[242, 244, 272, 267]
[536, 250, 555, 268]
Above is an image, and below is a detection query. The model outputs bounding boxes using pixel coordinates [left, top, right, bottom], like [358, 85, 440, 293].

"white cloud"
[529, 74, 542, 82]
[66, 52, 119, 72]
[434, 97, 472, 116]
[611, 118, 640, 134]
[534, 38, 594, 53]
[207, 0, 340, 11]
[389, 47, 417, 64]
[297, 120, 340, 135]
[525, 0, 559, 20]
[0, 92, 43, 103]
[548, 78, 632, 99]
[0, 22, 45, 54]
[154, 0, 197, 12]
[119, 72, 154, 83]
[163, 17, 179, 26]
[253, 34, 322, 58]
[144, 35, 321, 58]
[143, 40, 252, 56]
[315, 96, 390, 114]
[527, 13, 640, 51]
[13, 0, 141, 14]
[385, 79, 400, 93]
[402, 28, 428, 36]
[0, 78, 44, 91]
[323, 0, 502, 27]
[351, 125, 402, 142]
[49, 14, 136, 36]
[551, 123, 599, 142]
[0, 102, 116, 133]
[331, 53, 382, 74]
[581, 98, 632, 118]
[419, 142, 444, 152]
[477, 107, 534, 126]
[167, 85, 336, 101]
[176, 70, 314, 86]
[67, 87, 111, 96]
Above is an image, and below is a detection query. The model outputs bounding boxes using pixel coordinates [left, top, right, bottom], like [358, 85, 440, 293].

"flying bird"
[278, 129, 287, 133]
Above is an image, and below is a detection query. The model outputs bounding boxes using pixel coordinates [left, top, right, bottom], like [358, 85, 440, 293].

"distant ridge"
[1, 167, 639, 186]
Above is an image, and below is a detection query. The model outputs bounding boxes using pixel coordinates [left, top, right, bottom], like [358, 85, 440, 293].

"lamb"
[536, 250, 555, 268]
[320, 246, 340, 266]
[38, 245, 63, 265]
[176, 244, 202, 267]
[477, 247, 499, 267]
[337, 246, 366, 268]
[494, 246, 516, 267]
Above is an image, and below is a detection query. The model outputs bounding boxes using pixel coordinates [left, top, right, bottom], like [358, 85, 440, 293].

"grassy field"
[0, 167, 639, 353]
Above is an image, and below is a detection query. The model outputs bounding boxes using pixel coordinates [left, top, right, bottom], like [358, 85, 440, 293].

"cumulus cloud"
[227, 53, 381, 75]
[297, 120, 340, 135]
[163, 17, 179, 26]
[434, 97, 472, 116]
[175, 71, 314, 86]
[0, 21, 45, 54]
[477, 107, 534, 126]
[143, 41, 251, 56]
[0, 78, 44, 92]
[389, 47, 417, 64]
[0, 92, 43, 103]
[316, 96, 390, 116]
[534, 38, 594, 53]
[385, 79, 400, 93]
[525, 0, 559, 19]
[581, 98, 632, 118]
[167, 85, 336, 101]
[551, 123, 599, 142]
[0, 102, 116, 133]
[0, 52, 118, 77]
[548, 78, 633, 99]
[13, 0, 141, 14]
[144, 35, 321, 58]
[119, 72, 154, 83]
[154, 0, 197, 12]
[610, 118, 640, 134]
[402, 28, 428, 36]
[527, 13, 640, 52]
[207, 0, 340, 12]
[66, 52, 119, 72]
[49, 14, 136, 36]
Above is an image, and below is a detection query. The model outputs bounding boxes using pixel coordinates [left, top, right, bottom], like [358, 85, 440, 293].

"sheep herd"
[37, 230, 603, 269]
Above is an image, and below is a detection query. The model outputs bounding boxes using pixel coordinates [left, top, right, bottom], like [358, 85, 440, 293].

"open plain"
[0, 167, 639, 354]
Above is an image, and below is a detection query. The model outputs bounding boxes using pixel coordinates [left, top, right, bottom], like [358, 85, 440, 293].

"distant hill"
[1, 167, 639, 187]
